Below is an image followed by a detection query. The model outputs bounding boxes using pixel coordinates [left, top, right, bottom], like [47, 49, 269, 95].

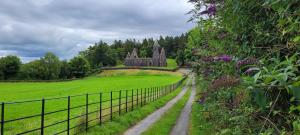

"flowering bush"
[186, 0, 300, 134]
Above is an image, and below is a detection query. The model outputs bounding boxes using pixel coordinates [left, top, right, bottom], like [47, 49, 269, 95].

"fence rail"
[0, 77, 186, 135]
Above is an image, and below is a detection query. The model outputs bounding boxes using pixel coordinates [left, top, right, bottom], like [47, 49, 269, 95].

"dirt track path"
[123, 76, 192, 135]
[170, 74, 196, 135]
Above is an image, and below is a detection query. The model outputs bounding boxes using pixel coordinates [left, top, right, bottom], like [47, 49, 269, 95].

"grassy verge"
[141, 85, 191, 135]
[84, 80, 187, 135]
[189, 76, 214, 135]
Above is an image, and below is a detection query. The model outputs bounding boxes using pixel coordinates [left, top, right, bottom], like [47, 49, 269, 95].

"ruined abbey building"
[124, 41, 167, 67]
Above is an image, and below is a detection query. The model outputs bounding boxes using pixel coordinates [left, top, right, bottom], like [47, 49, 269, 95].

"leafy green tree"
[19, 60, 43, 80]
[80, 41, 117, 68]
[59, 60, 71, 79]
[176, 50, 185, 66]
[0, 55, 21, 80]
[69, 56, 90, 78]
[40, 52, 61, 80]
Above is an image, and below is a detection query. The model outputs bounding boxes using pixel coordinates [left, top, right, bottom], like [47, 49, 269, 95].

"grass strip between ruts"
[141, 84, 191, 135]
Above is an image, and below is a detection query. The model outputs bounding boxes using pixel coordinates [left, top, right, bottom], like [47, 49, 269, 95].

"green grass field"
[0, 69, 183, 134]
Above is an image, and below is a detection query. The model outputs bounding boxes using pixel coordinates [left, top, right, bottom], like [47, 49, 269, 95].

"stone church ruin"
[124, 41, 167, 67]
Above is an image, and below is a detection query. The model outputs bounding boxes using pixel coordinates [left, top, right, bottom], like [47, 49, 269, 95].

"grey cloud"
[0, 0, 194, 62]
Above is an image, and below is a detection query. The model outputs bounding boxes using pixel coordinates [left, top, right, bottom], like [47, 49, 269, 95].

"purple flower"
[218, 55, 232, 62]
[198, 96, 206, 104]
[200, 4, 217, 16]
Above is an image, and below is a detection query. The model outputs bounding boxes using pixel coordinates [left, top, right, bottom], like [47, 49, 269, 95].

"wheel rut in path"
[170, 74, 196, 135]
[123, 76, 192, 135]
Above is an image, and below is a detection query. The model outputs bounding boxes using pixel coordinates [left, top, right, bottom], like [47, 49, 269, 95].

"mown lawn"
[0, 69, 183, 134]
[0, 69, 181, 102]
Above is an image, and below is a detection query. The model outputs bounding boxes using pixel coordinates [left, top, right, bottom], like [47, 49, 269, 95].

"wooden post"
[136, 89, 139, 107]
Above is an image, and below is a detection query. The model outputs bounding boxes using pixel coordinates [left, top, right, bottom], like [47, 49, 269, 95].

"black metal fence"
[0, 77, 186, 135]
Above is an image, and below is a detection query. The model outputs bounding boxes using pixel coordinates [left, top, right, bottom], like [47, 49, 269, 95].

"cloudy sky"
[0, 0, 195, 62]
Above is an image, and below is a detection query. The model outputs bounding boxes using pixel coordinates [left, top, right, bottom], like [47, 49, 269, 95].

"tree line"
[0, 34, 187, 80]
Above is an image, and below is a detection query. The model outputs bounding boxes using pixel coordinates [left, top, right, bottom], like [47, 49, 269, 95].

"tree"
[69, 56, 90, 78]
[176, 50, 185, 66]
[59, 60, 71, 79]
[40, 52, 61, 80]
[80, 41, 117, 68]
[0, 55, 21, 80]
[19, 60, 43, 80]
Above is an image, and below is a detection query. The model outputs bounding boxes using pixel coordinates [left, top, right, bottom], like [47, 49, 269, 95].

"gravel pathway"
[170, 75, 196, 135]
[123, 76, 192, 135]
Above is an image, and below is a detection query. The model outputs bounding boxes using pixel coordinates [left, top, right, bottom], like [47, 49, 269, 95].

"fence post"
[1, 102, 4, 135]
[136, 89, 139, 107]
[144, 88, 146, 105]
[126, 90, 128, 112]
[152, 87, 154, 101]
[41, 99, 45, 135]
[86, 94, 88, 131]
[119, 91, 121, 115]
[110, 92, 113, 121]
[67, 96, 70, 135]
[100, 93, 102, 125]
[131, 90, 134, 111]
[159, 87, 161, 98]
[155, 87, 158, 100]
[140, 89, 143, 107]
[147, 88, 149, 103]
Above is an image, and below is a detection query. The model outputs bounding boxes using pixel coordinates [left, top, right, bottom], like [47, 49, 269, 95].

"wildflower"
[218, 55, 232, 62]
[200, 4, 217, 16]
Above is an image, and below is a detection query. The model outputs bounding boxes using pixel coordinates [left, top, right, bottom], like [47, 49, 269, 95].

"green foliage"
[0, 55, 21, 80]
[80, 41, 117, 68]
[18, 60, 43, 80]
[69, 56, 91, 78]
[59, 60, 72, 79]
[39, 52, 61, 80]
[187, 0, 300, 133]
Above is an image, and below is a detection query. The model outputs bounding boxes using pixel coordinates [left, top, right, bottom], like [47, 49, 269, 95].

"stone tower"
[152, 41, 160, 66]
[159, 47, 167, 66]
[130, 48, 138, 59]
